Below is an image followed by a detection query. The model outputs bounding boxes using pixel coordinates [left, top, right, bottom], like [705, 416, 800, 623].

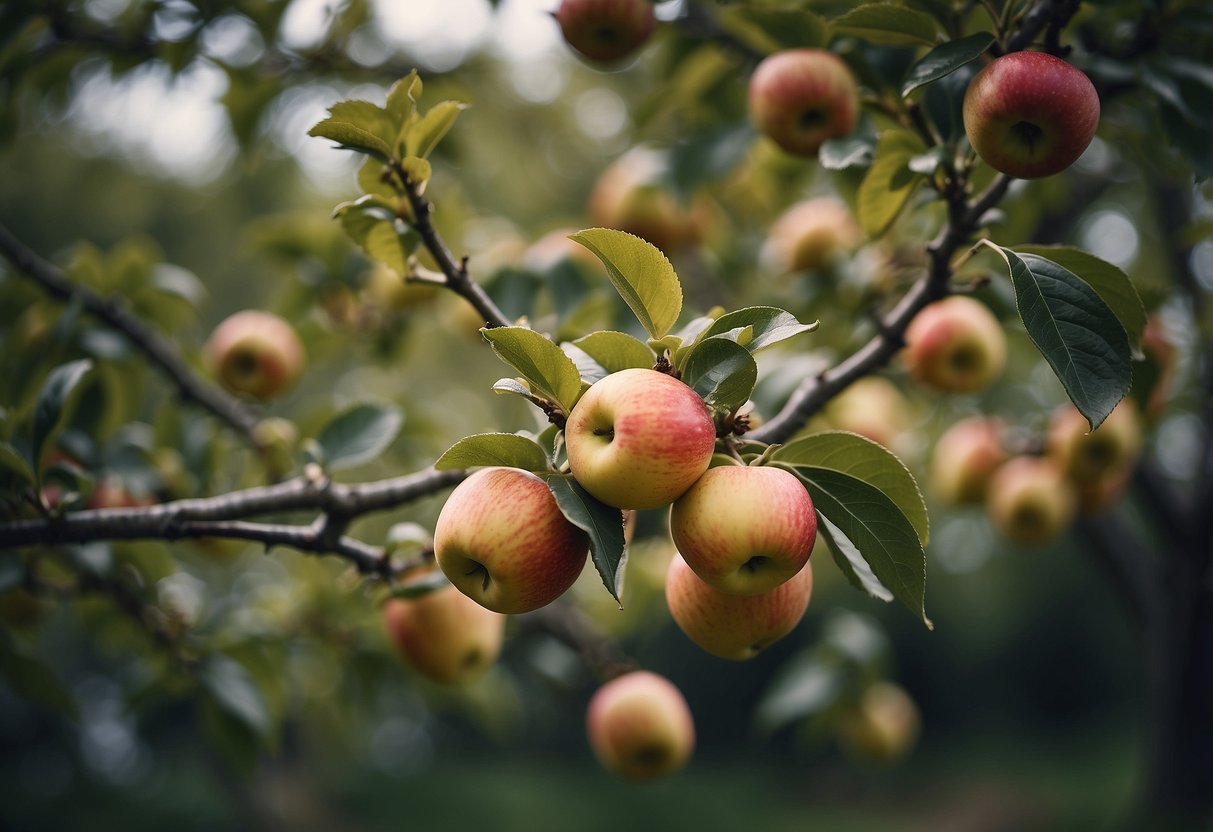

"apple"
[1047, 399, 1142, 515]
[838, 682, 921, 763]
[669, 465, 816, 596]
[434, 467, 589, 614]
[565, 369, 716, 511]
[963, 51, 1100, 179]
[383, 585, 506, 685]
[764, 197, 861, 273]
[205, 310, 304, 400]
[929, 417, 1009, 505]
[586, 670, 695, 781]
[985, 456, 1077, 546]
[820, 376, 912, 450]
[588, 148, 704, 252]
[748, 49, 860, 157]
[665, 552, 813, 660]
[554, 0, 656, 64]
[902, 295, 1006, 394]
[88, 476, 152, 509]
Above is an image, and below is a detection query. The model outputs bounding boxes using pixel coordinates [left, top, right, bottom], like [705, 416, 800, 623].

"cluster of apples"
[931, 399, 1143, 546]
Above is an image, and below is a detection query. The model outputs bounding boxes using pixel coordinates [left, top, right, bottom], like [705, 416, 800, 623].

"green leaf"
[314, 402, 404, 471]
[991, 246, 1132, 429]
[901, 32, 994, 97]
[333, 195, 418, 274]
[151, 264, 207, 306]
[358, 157, 397, 199]
[569, 229, 683, 339]
[385, 72, 423, 123]
[819, 133, 877, 170]
[0, 441, 35, 487]
[819, 514, 895, 601]
[572, 331, 656, 374]
[435, 433, 551, 472]
[308, 100, 398, 162]
[32, 359, 93, 476]
[392, 570, 451, 599]
[717, 6, 829, 53]
[698, 307, 818, 353]
[405, 100, 467, 158]
[833, 3, 940, 46]
[681, 338, 758, 412]
[481, 327, 584, 413]
[857, 130, 926, 237]
[780, 465, 930, 627]
[492, 377, 533, 399]
[202, 655, 273, 740]
[0, 637, 78, 720]
[773, 431, 928, 547]
[541, 475, 627, 605]
[1015, 245, 1147, 348]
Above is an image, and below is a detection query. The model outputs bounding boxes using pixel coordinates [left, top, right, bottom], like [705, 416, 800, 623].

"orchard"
[0, 0, 1211, 829]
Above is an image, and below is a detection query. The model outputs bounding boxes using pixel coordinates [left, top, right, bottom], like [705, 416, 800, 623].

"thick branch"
[0, 222, 263, 446]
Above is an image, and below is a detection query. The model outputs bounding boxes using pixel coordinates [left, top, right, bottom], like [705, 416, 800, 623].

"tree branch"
[0, 221, 264, 447]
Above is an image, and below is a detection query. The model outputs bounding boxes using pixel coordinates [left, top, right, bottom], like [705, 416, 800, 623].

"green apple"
[764, 197, 861, 273]
[986, 456, 1077, 546]
[434, 467, 589, 614]
[565, 369, 717, 511]
[748, 49, 860, 157]
[819, 376, 912, 450]
[963, 51, 1100, 179]
[586, 670, 695, 781]
[838, 682, 921, 764]
[930, 417, 1008, 505]
[669, 465, 816, 596]
[205, 310, 304, 400]
[383, 584, 505, 685]
[554, 0, 656, 64]
[665, 553, 813, 660]
[902, 296, 1006, 394]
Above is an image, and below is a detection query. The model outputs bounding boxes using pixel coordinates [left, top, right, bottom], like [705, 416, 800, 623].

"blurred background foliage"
[1, 0, 1211, 829]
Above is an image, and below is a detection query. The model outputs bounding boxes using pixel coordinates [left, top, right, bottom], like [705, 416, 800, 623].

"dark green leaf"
[699, 306, 818, 352]
[857, 130, 925, 237]
[819, 133, 877, 170]
[569, 229, 683, 339]
[754, 655, 844, 735]
[833, 3, 940, 46]
[717, 6, 829, 54]
[819, 513, 895, 601]
[482, 327, 584, 413]
[681, 338, 758, 412]
[541, 475, 626, 605]
[32, 359, 93, 475]
[773, 431, 928, 546]
[0, 441, 34, 487]
[0, 638, 78, 720]
[901, 32, 994, 97]
[435, 433, 551, 472]
[993, 247, 1132, 429]
[201, 655, 273, 739]
[572, 331, 656, 374]
[314, 402, 404, 471]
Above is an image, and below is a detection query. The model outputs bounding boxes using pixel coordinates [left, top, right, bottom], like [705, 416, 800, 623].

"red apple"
[205, 310, 304, 400]
[588, 149, 705, 252]
[764, 197, 861, 273]
[383, 585, 506, 685]
[565, 369, 716, 511]
[665, 553, 813, 660]
[554, 0, 656, 64]
[902, 296, 1006, 394]
[434, 467, 589, 614]
[748, 49, 860, 157]
[930, 417, 1009, 505]
[963, 51, 1100, 179]
[986, 456, 1077, 546]
[1047, 399, 1142, 487]
[669, 465, 816, 596]
[586, 670, 695, 781]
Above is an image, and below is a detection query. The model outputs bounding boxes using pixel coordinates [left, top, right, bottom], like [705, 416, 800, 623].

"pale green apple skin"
[748, 49, 860, 157]
[383, 585, 506, 685]
[665, 553, 813, 660]
[206, 310, 304, 400]
[986, 456, 1077, 546]
[669, 465, 817, 596]
[586, 670, 695, 781]
[930, 417, 1008, 505]
[838, 682, 921, 763]
[565, 369, 717, 511]
[902, 296, 1006, 394]
[963, 51, 1100, 180]
[434, 468, 589, 615]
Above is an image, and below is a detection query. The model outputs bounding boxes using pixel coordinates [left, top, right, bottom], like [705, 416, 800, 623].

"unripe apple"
[205, 310, 304, 400]
[1047, 399, 1142, 487]
[434, 467, 589, 614]
[554, 0, 656, 64]
[764, 197, 861, 273]
[902, 296, 1006, 394]
[748, 49, 860, 157]
[838, 682, 921, 764]
[586, 670, 694, 781]
[669, 465, 816, 596]
[383, 585, 506, 685]
[820, 377, 911, 450]
[565, 369, 716, 511]
[929, 417, 1009, 505]
[665, 552, 813, 660]
[986, 456, 1077, 546]
[588, 149, 703, 252]
[963, 51, 1100, 179]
